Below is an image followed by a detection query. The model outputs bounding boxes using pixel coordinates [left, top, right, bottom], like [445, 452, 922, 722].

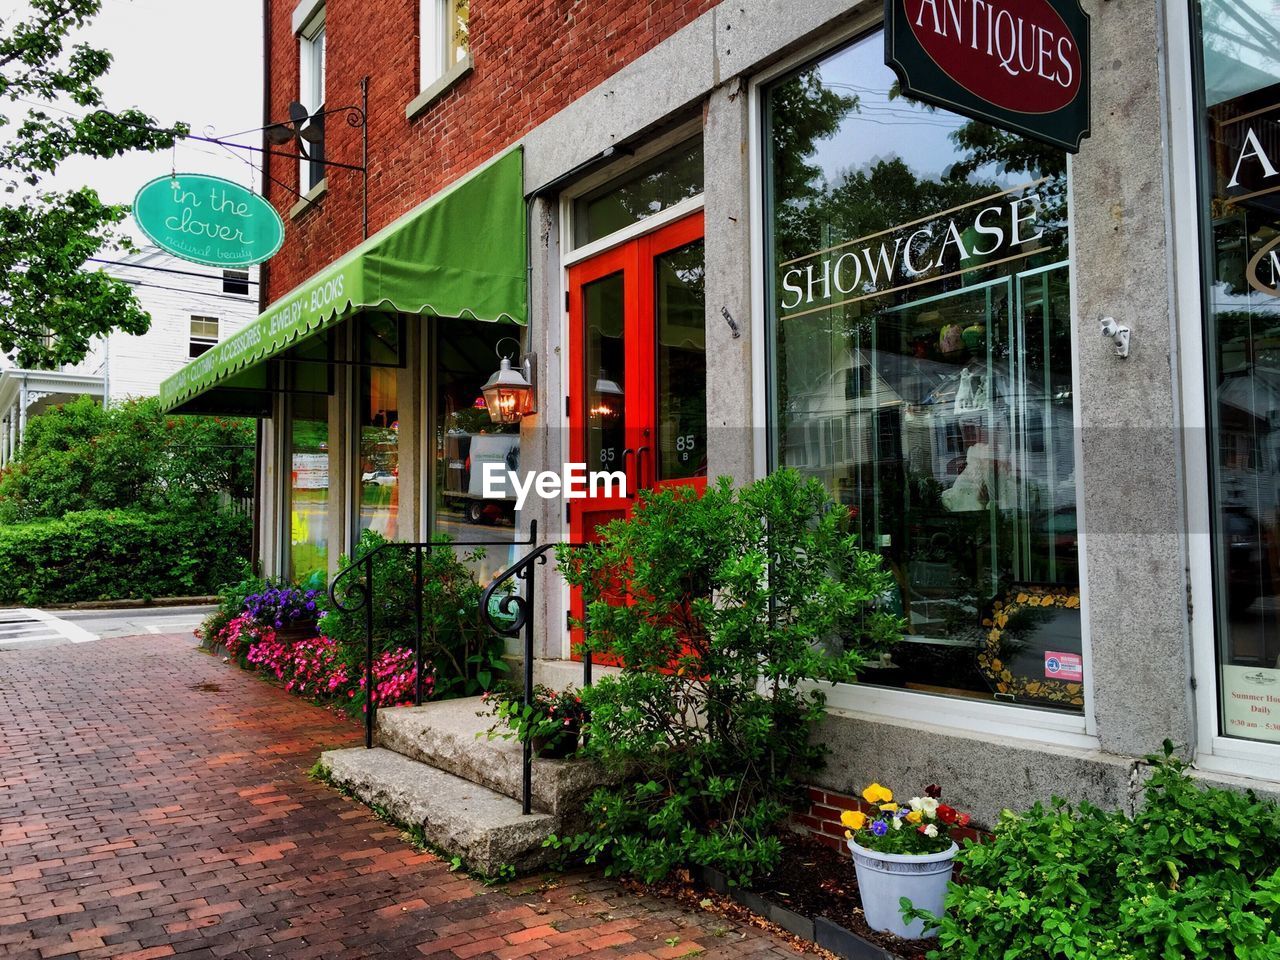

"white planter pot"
[847, 837, 958, 940]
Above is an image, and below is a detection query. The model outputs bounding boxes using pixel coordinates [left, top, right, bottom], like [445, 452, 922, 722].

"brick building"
[160, 0, 1280, 856]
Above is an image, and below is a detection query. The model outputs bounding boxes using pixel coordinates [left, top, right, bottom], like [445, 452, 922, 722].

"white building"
[0, 247, 259, 466]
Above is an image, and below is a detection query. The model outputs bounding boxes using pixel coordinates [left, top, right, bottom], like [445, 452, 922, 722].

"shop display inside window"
[434, 320, 521, 584]
[765, 30, 1082, 711]
[289, 393, 331, 580]
[1194, 0, 1280, 744]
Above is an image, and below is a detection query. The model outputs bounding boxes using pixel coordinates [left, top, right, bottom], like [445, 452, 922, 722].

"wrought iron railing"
[327, 520, 589, 816]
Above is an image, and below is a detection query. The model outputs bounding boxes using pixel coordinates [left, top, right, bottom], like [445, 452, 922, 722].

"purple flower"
[870, 819, 889, 837]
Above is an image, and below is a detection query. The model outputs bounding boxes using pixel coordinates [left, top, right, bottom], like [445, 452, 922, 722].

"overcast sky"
[6, 0, 264, 241]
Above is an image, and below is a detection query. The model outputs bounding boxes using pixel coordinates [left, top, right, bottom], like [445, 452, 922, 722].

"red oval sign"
[903, 0, 1082, 115]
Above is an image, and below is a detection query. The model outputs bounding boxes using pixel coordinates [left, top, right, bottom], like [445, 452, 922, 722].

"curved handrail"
[480, 543, 557, 637]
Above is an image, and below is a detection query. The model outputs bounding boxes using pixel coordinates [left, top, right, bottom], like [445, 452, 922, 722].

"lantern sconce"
[481, 338, 537, 424]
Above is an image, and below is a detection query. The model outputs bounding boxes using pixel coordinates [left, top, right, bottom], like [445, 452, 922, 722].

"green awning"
[159, 146, 526, 413]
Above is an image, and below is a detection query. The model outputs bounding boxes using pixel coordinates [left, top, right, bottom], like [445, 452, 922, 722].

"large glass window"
[299, 12, 326, 193]
[1193, 1, 1280, 744]
[289, 394, 331, 580]
[433, 322, 521, 582]
[357, 365, 399, 540]
[765, 31, 1081, 712]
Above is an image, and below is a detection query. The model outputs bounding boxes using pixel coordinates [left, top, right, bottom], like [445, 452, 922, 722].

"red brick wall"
[263, 0, 718, 302]
[795, 787, 986, 852]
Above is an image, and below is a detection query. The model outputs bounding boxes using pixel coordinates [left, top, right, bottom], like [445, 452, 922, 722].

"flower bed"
[202, 583, 430, 717]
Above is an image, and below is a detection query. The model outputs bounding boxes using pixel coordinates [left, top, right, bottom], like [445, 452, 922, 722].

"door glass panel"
[655, 239, 707, 481]
[584, 272, 626, 479]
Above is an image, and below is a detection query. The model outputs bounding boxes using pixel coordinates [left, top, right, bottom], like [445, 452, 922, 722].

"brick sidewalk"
[0, 635, 809, 960]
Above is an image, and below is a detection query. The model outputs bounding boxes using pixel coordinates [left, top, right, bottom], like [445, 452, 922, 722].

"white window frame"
[1167, 0, 1280, 781]
[189, 315, 220, 358]
[744, 15, 1098, 751]
[420, 0, 467, 91]
[298, 10, 326, 195]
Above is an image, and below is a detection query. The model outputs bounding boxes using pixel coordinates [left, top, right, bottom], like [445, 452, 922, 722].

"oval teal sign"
[133, 174, 284, 268]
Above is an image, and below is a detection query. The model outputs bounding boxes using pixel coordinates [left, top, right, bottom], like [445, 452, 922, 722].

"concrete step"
[320, 746, 557, 875]
[373, 696, 607, 817]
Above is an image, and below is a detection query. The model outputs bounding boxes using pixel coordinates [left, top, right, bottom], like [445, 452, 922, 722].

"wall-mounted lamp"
[481, 338, 537, 424]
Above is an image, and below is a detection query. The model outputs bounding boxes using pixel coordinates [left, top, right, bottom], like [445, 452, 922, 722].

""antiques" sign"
[885, 0, 1092, 153]
[133, 174, 284, 268]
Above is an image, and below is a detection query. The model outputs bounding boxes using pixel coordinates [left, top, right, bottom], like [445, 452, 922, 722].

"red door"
[567, 212, 707, 656]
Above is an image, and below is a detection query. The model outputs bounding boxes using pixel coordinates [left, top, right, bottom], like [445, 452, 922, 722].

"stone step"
[320, 746, 557, 875]
[373, 696, 607, 818]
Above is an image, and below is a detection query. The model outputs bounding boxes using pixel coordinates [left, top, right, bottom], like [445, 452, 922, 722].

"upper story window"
[190, 316, 220, 358]
[222, 270, 250, 296]
[299, 9, 327, 194]
[572, 138, 704, 249]
[420, 0, 469, 89]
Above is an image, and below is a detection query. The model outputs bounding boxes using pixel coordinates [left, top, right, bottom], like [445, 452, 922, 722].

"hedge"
[0, 509, 252, 605]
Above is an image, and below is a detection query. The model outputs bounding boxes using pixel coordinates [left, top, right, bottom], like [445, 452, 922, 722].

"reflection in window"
[1195, 0, 1280, 744]
[434, 321, 520, 583]
[573, 139, 703, 248]
[765, 30, 1081, 712]
[656, 240, 707, 481]
[289, 394, 330, 580]
[357, 366, 399, 540]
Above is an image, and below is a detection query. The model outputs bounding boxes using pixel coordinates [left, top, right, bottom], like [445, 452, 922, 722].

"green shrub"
[0, 396, 253, 523]
[197, 560, 271, 651]
[551, 470, 901, 886]
[925, 744, 1280, 960]
[321, 529, 507, 700]
[0, 508, 252, 604]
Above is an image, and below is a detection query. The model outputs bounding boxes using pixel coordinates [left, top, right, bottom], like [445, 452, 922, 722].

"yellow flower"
[879, 803, 899, 813]
[841, 810, 868, 831]
[906, 810, 923, 824]
[861, 783, 893, 804]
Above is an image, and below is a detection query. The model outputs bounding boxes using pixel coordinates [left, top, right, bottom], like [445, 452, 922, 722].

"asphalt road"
[0, 604, 214, 650]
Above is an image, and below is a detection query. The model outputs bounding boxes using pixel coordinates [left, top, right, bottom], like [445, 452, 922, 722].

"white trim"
[745, 15, 1096, 751]
[291, 0, 324, 36]
[561, 195, 705, 268]
[820, 683, 1098, 751]
[1166, 0, 1280, 780]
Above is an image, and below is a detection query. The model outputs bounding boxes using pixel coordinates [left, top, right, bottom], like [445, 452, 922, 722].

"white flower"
[909, 797, 925, 812]
[892, 818, 902, 830]
[920, 797, 940, 817]
[922, 823, 938, 838]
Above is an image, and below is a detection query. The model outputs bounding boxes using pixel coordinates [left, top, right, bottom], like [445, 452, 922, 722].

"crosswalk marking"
[0, 609, 99, 646]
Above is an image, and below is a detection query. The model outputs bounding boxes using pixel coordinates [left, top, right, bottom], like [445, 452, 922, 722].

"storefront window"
[357, 364, 399, 540]
[764, 31, 1082, 712]
[289, 394, 331, 580]
[433, 322, 521, 582]
[1193, 1, 1280, 744]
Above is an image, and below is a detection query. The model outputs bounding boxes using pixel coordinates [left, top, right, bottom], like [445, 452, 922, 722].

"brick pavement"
[0, 634, 811, 960]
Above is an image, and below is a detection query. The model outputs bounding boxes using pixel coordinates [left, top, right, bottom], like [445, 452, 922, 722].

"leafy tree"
[0, 0, 185, 368]
[0, 396, 254, 522]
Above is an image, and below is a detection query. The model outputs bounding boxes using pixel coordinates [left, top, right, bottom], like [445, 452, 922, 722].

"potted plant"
[840, 782, 969, 939]
[482, 684, 588, 759]
[244, 584, 323, 642]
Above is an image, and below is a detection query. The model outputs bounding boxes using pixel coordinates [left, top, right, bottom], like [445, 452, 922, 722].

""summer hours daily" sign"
[133, 174, 285, 268]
